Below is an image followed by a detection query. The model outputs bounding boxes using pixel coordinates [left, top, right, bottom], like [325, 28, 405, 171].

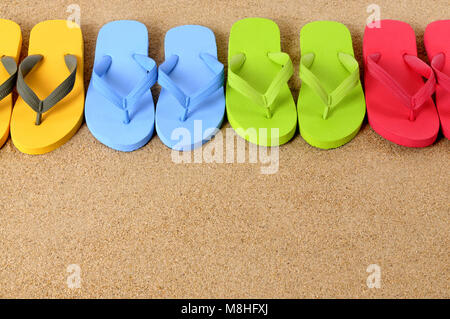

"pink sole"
[424, 20, 450, 140]
[363, 20, 440, 147]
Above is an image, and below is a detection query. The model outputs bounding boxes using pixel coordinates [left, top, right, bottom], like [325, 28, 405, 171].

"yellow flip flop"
[0, 19, 21, 149]
[11, 20, 84, 154]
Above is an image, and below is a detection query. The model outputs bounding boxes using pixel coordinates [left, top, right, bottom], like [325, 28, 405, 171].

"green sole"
[226, 18, 297, 147]
[298, 21, 366, 149]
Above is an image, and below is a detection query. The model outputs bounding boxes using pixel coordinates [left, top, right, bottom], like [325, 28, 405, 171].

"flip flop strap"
[227, 52, 293, 118]
[16, 54, 77, 125]
[0, 56, 18, 101]
[92, 54, 157, 124]
[157, 53, 224, 122]
[367, 53, 436, 121]
[299, 52, 360, 119]
[431, 53, 450, 93]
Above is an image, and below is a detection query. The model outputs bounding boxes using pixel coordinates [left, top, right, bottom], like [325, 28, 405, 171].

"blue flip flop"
[156, 25, 225, 151]
[85, 20, 157, 152]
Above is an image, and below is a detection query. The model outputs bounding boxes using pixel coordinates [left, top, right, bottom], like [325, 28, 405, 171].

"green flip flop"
[298, 21, 366, 149]
[226, 18, 297, 147]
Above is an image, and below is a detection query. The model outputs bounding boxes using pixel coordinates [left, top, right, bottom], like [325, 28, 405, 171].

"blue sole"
[155, 25, 225, 151]
[85, 20, 155, 152]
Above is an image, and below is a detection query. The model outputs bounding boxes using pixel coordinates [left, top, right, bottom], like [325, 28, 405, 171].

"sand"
[0, 0, 448, 298]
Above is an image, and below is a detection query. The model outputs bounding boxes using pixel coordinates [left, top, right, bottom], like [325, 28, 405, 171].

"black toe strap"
[0, 56, 18, 101]
[16, 54, 78, 125]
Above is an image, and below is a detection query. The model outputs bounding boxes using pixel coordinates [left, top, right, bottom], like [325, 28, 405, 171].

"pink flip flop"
[363, 20, 439, 147]
[425, 20, 450, 140]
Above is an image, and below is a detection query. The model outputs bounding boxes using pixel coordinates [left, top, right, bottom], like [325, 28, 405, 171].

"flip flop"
[0, 19, 21, 148]
[425, 20, 450, 140]
[363, 19, 439, 147]
[11, 20, 84, 154]
[85, 20, 157, 152]
[156, 25, 224, 151]
[298, 21, 365, 149]
[226, 18, 296, 147]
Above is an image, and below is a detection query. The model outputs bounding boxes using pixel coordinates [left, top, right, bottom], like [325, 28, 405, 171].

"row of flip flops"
[0, 18, 448, 154]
